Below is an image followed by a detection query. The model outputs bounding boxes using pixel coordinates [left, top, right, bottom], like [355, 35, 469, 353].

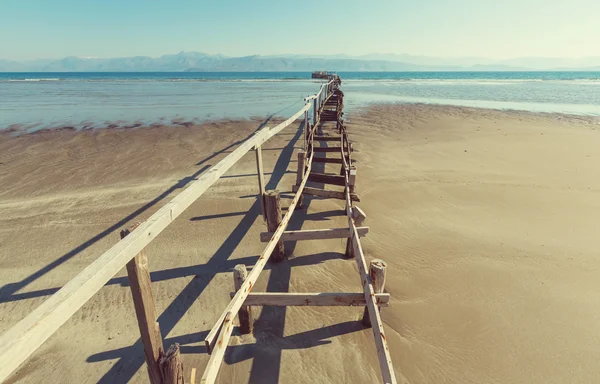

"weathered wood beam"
[314, 135, 341, 142]
[313, 147, 345, 153]
[233, 265, 253, 334]
[200, 312, 234, 384]
[308, 172, 346, 186]
[264, 190, 284, 262]
[312, 157, 343, 164]
[120, 226, 164, 384]
[292, 184, 360, 202]
[159, 344, 184, 384]
[344, 170, 397, 383]
[259, 226, 369, 242]
[255, 145, 266, 221]
[228, 292, 390, 307]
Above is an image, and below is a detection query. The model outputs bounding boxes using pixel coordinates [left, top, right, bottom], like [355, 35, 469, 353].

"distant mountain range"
[2, 52, 600, 72]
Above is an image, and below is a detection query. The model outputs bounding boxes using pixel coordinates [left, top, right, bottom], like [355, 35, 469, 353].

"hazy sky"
[1, 0, 599, 60]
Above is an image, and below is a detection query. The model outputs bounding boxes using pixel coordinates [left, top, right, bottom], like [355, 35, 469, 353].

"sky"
[1, 0, 599, 60]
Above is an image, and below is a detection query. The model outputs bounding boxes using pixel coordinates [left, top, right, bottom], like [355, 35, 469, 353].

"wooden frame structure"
[0, 78, 397, 384]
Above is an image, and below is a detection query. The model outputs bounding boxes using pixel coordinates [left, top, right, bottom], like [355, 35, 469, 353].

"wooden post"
[255, 145, 266, 221]
[159, 343, 184, 384]
[313, 98, 318, 126]
[362, 259, 387, 327]
[344, 233, 354, 259]
[264, 190, 285, 262]
[120, 226, 164, 384]
[304, 110, 309, 151]
[349, 166, 357, 194]
[352, 206, 367, 226]
[233, 265, 253, 334]
[296, 151, 306, 208]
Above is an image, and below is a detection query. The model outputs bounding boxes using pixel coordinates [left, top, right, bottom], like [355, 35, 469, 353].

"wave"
[6, 78, 62, 82]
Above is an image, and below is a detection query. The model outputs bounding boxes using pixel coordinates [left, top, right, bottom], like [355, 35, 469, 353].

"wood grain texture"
[228, 292, 390, 307]
[121, 227, 164, 384]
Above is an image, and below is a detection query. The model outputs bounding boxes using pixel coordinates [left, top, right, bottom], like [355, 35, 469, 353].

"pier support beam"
[120, 225, 164, 384]
[362, 259, 387, 327]
[255, 145, 266, 221]
[296, 150, 306, 208]
[264, 190, 285, 262]
[159, 344, 184, 384]
[233, 265, 253, 334]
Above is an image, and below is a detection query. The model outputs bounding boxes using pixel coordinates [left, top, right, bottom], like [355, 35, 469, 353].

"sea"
[2, 71, 600, 132]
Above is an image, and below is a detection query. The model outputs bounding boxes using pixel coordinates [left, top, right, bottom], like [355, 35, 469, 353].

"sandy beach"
[1, 104, 599, 383]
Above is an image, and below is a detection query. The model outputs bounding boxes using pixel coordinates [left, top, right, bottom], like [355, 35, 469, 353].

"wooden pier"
[0, 77, 397, 384]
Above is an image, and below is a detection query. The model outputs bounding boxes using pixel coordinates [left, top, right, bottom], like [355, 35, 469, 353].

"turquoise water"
[2, 72, 600, 131]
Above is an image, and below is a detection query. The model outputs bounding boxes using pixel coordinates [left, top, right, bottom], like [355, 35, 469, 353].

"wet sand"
[1, 105, 599, 383]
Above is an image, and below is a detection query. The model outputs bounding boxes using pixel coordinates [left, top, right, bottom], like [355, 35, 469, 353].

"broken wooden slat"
[228, 292, 390, 307]
[259, 226, 369, 242]
[308, 172, 346, 186]
[159, 343, 185, 384]
[292, 184, 360, 202]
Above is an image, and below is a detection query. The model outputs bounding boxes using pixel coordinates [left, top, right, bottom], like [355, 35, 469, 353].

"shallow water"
[1, 71, 600, 131]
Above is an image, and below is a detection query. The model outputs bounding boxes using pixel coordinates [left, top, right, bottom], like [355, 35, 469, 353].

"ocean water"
[1, 71, 600, 132]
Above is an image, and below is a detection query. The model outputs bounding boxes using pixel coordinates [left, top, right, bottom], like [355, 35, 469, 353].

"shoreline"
[3, 102, 599, 137]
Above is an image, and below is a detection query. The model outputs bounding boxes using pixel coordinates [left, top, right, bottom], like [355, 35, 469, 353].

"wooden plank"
[0, 100, 312, 383]
[255, 145, 266, 221]
[204, 149, 315, 353]
[314, 136, 341, 142]
[121, 227, 164, 384]
[351, 226, 397, 384]
[312, 157, 343, 164]
[292, 185, 360, 202]
[308, 172, 346, 186]
[344, 167, 397, 383]
[228, 292, 390, 307]
[259, 226, 369, 242]
[200, 312, 234, 384]
[313, 147, 344, 153]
